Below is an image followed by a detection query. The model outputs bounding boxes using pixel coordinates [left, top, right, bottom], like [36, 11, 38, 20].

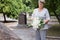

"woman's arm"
[44, 9, 50, 24]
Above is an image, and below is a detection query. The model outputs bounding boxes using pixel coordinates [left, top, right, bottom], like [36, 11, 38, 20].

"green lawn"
[47, 24, 60, 37]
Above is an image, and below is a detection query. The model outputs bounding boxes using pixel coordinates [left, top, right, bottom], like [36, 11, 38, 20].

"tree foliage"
[45, 0, 60, 15]
[0, 0, 33, 19]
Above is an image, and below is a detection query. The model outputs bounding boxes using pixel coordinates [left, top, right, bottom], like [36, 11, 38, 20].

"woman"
[31, 0, 50, 40]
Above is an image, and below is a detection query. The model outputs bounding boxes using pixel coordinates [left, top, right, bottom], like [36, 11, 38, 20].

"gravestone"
[0, 22, 21, 40]
[18, 12, 27, 24]
[17, 12, 27, 28]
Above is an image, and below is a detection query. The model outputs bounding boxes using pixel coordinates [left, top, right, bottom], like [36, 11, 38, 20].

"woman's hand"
[44, 20, 49, 24]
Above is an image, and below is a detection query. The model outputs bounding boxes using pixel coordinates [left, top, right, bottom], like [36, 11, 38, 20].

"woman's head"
[38, 0, 45, 9]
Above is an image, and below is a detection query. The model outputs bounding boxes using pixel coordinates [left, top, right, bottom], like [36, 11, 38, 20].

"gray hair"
[38, 0, 45, 4]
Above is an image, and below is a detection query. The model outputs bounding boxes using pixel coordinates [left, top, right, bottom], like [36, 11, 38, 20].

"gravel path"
[4, 22, 60, 40]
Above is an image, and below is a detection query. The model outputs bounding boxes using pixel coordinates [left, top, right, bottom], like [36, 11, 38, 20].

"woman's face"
[38, 2, 44, 9]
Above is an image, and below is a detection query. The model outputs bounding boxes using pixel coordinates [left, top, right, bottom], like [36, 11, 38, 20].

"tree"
[45, 0, 60, 23]
[0, 0, 34, 20]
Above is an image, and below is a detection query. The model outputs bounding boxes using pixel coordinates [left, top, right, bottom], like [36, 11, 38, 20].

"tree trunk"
[53, 11, 60, 24]
[52, 1, 60, 24]
[3, 13, 6, 22]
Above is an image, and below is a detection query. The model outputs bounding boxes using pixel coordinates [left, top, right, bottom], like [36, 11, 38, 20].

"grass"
[47, 24, 60, 37]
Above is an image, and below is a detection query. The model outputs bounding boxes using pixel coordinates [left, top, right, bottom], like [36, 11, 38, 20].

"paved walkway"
[5, 24, 36, 40]
[4, 22, 60, 40]
[6, 25, 60, 40]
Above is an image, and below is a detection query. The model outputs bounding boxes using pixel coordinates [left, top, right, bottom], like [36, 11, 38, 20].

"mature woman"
[31, 0, 50, 40]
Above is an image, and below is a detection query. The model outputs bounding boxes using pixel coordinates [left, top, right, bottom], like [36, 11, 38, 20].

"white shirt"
[31, 8, 50, 30]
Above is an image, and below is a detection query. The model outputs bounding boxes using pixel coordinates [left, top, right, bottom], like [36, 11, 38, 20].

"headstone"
[17, 12, 27, 28]
[0, 23, 21, 40]
[18, 12, 27, 25]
